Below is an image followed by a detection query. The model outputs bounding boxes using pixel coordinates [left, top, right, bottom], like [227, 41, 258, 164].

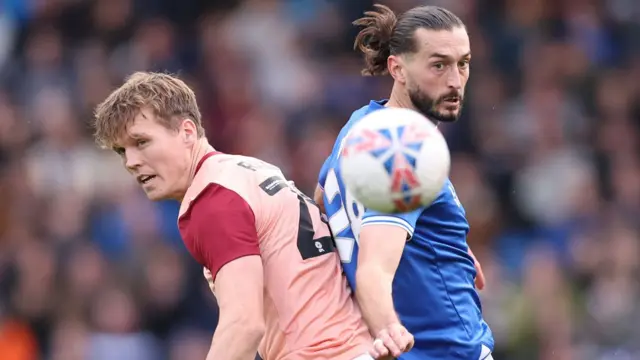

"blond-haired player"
[92, 72, 374, 360]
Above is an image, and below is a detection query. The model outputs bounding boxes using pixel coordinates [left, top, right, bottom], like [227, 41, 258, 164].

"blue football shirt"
[318, 100, 494, 359]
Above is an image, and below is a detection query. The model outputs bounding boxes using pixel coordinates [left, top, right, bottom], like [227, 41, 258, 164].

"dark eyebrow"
[430, 52, 472, 60]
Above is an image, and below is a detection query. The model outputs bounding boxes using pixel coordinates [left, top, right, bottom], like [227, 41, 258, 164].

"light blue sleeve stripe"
[361, 215, 415, 237]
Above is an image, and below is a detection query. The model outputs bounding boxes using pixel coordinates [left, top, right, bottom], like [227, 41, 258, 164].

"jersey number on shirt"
[241, 162, 335, 261]
[324, 169, 364, 263]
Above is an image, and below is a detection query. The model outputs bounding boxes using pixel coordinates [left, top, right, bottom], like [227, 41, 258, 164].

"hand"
[468, 248, 485, 290]
[369, 323, 414, 359]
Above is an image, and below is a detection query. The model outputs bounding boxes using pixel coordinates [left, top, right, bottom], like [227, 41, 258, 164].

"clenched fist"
[369, 323, 414, 359]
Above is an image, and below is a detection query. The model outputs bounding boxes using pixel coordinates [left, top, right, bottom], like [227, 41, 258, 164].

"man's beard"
[408, 84, 463, 123]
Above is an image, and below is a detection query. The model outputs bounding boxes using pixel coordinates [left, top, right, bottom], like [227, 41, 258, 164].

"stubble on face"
[407, 80, 463, 124]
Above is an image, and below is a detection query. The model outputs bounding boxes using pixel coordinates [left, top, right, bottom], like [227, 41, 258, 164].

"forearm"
[355, 263, 400, 335]
[207, 317, 264, 360]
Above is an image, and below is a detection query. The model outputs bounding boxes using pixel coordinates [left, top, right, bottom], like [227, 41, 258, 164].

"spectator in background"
[0, 0, 638, 359]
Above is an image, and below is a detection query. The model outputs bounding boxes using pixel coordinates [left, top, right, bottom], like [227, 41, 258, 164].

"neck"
[189, 137, 214, 180]
[176, 138, 214, 201]
[386, 82, 414, 111]
[386, 82, 440, 126]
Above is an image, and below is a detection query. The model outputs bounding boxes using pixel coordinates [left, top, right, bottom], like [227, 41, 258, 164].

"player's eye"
[433, 63, 445, 70]
[458, 59, 470, 69]
[136, 139, 148, 148]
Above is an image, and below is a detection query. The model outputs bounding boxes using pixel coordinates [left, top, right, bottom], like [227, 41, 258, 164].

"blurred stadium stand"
[0, 0, 639, 359]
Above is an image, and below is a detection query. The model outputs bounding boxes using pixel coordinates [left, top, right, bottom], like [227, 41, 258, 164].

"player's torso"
[182, 153, 371, 360]
[394, 181, 493, 359]
[320, 102, 494, 359]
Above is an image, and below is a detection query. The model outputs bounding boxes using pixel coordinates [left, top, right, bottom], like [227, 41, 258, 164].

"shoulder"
[178, 182, 257, 256]
[179, 183, 255, 228]
[320, 102, 380, 184]
[178, 182, 260, 279]
[179, 154, 254, 217]
[339, 104, 374, 140]
[335, 101, 387, 157]
[432, 179, 463, 210]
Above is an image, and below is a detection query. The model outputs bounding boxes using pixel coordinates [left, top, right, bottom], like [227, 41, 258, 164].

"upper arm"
[214, 255, 264, 322]
[357, 224, 407, 277]
[357, 207, 424, 276]
[180, 184, 261, 280]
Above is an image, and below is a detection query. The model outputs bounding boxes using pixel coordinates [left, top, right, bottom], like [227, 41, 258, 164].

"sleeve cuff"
[361, 215, 415, 239]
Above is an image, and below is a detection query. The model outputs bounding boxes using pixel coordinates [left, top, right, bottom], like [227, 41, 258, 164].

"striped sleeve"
[361, 207, 424, 239]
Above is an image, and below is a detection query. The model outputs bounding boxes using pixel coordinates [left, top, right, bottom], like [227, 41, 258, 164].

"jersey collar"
[369, 99, 388, 110]
[195, 151, 220, 175]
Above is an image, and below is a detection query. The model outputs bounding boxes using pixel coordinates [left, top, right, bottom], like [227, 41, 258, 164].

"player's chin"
[434, 107, 461, 123]
[142, 186, 168, 201]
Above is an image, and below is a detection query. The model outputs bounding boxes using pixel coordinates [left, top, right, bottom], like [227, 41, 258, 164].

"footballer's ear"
[387, 55, 407, 84]
[180, 118, 198, 144]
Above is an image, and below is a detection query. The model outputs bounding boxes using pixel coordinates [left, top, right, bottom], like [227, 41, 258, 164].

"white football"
[339, 107, 451, 213]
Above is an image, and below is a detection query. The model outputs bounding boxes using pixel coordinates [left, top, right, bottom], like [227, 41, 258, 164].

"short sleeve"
[361, 207, 425, 239]
[179, 184, 261, 280]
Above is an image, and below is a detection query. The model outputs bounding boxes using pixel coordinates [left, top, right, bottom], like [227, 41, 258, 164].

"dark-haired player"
[316, 4, 494, 360]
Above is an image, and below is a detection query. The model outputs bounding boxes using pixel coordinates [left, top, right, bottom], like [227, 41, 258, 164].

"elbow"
[220, 309, 265, 346]
[243, 321, 265, 347]
[355, 263, 394, 294]
[354, 265, 374, 299]
[355, 265, 368, 290]
[356, 260, 391, 281]
[236, 315, 265, 345]
[246, 317, 266, 339]
[354, 270, 368, 303]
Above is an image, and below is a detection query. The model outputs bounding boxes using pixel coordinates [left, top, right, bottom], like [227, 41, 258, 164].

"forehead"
[113, 110, 164, 146]
[127, 110, 162, 134]
[413, 27, 470, 58]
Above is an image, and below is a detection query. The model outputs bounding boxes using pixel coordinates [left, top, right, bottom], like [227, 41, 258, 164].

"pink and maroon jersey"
[178, 152, 372, 360]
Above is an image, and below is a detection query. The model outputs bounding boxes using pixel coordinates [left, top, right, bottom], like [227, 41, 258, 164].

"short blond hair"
[93, 72, 204, 148]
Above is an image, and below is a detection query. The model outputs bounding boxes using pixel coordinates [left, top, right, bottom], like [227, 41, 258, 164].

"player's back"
[180, 152, 371, 360]
[319, 100, 494, 360]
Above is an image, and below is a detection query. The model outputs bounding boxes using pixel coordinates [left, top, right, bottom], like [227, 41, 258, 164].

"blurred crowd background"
[0, 0, 638, 359]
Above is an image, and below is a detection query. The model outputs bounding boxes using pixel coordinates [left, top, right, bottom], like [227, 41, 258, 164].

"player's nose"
[124, 153, 143, 172]
[446, 69, 462, 90]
